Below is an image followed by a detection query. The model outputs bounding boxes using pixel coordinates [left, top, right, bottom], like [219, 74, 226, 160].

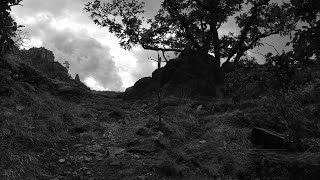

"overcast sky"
[11, 0, 290, 91]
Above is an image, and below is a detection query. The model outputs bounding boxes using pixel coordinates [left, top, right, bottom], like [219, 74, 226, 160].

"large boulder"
[123, 77, 158, 99]
[251, 127, 285, 149]
[123, 51, 221, 99]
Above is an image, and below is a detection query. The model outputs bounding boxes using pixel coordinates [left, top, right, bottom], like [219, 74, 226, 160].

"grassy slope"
[1, 53, 320, 179]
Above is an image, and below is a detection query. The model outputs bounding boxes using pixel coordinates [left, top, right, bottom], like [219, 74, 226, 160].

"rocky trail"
[34, 92, 320, 180]
[39, 94, 173, 180]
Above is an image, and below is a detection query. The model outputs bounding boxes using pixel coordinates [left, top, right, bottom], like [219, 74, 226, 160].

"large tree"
[0, 0, 23, 55]
[85, 0, 295, 67]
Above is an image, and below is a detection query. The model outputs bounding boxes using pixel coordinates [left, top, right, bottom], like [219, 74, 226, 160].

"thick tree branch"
[141, 44, 182, 52]
[232, 30, 281, 64]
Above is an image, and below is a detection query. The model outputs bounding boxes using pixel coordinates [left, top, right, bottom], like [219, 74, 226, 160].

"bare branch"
[265, 42, 281, 55]
[162, 50, 169, 62]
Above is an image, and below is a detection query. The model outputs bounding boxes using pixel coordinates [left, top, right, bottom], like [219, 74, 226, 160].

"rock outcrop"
[75, 74, 81, 83]
[25, 47, 55, 63]
[22, 47, 77, 83]
[123, 51, 222, 99]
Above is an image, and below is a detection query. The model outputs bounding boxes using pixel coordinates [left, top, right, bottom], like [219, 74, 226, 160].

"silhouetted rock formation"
[21, 47, 80, 83]
[75, 74, 81, 83]
[124, 51, 222, 99]
[25, 47, 55, 63]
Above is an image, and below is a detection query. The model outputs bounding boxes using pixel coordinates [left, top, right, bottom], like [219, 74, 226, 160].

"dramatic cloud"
[11, 0, 163, 91]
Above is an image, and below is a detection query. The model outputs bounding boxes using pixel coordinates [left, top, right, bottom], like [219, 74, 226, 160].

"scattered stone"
[251, 127, 285, 149]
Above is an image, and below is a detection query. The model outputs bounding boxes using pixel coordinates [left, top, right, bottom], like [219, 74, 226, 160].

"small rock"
[73, 144, 84, 148]
[82, 156, 93, 162]
[154, 135, 170, 149]
[199, 140, 206, 144]
[73, 124, 90, 134]
[107, 147, 125, 157]
[58, 159, 66, 163]
[154, 131, 164, 139]
[3, 111, 13, 117]
[86, 144, 103, 152]
[110, 160, 122, 166]
[196, 105, 203, 111]
[127, 138, 141, 147]
[136, 127, 154, 137]
[121, 115, 131, 125]
[16, 105, 25, 111]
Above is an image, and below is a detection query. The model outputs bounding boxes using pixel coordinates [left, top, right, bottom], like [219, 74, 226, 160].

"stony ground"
[33, 91, 320, 180]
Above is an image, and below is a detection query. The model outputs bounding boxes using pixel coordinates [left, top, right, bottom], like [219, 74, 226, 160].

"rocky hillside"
[1, 49, 320, 180]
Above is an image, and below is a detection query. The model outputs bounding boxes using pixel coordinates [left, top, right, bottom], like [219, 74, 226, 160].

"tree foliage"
[85, 0, 296, 65]
[0, 0, 23, 55]
[289, 0, 320, 60]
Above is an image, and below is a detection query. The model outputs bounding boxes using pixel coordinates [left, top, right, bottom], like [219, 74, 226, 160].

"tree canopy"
[0, 0, 23, 55]
[85, 0, 299, 66]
